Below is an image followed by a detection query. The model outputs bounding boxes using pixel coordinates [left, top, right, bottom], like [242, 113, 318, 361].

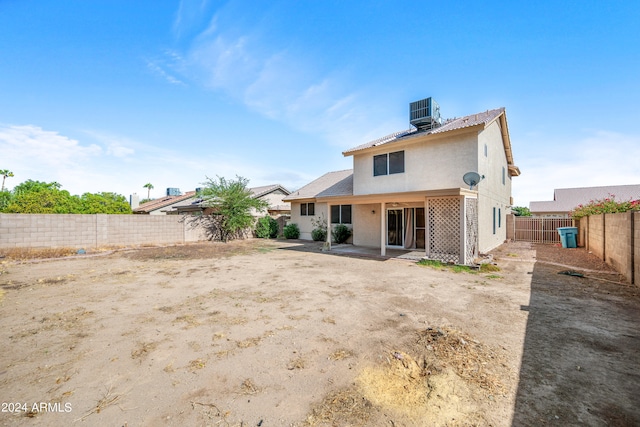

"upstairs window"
[374, 150, 405, 176]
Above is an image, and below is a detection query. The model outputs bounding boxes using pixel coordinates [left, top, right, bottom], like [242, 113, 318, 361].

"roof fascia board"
[316, 188, 476, 205]
[343, 126, 482, 158]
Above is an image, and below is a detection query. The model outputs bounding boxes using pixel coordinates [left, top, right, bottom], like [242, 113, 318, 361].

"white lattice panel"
[427, 197, 460, 263]
[465, 198, 478, 264]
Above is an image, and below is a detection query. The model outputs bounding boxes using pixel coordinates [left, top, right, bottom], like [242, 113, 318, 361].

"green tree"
[511, 206, 532, 216]
[1, 180, 132, 214]
[143, 183, 154, 200]
[0, 169, 14, 192]
[79, 192, 132, 214]
[0, 190, 11, 211]
[4, 180, 81, 213]
[255, 215, 279, 239]
[192, 176, 268, 242]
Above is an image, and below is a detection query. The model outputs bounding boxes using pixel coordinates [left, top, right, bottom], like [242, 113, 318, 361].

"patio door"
[415, 207, 425, 249]
[387, 209, 403, 246]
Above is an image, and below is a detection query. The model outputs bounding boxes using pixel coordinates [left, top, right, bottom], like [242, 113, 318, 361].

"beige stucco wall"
[352, 203, 381, 247]
[352, 130, 477, 195]
[476, 121, 512, 252]
[349, 122, 512, 254]
[259, 190, 290, 212]
[288, 201, 328, 240]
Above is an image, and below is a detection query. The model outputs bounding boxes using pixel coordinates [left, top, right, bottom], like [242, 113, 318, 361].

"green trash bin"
[557, 227, 577, 248]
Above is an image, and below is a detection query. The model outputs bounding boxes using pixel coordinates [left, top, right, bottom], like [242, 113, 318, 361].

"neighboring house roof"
[343, 107, 520, 176]
[249, 184, 290, 198]
[529, 184, 640, 213]
[133, 191, 196, 214]
[284, 170, 353, 201]
[167, 184, 291, 213]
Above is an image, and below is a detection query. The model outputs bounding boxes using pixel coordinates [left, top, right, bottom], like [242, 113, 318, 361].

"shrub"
[310, 214, 328, 241]
[311, 227, 327, 241]
[570, 194, 640, 219]
[283, 223, 300, 239]
[331, 224, 352, 244]
[255, 216, 278, 239]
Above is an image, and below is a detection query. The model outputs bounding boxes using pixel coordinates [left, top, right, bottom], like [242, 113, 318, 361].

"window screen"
[341, 205, 352, 224]
[374, 154, 387, 176]
[389, 151, 404, 174]
[331, 205, 340, 223]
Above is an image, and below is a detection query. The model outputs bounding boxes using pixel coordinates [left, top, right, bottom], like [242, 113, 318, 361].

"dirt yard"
[1, 240, 639, 426]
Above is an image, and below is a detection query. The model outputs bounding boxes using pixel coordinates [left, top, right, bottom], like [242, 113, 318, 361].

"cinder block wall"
[506, 213, 514, 240]
[0, 214, 207, 249]
[604, 212, 633, 282]
[588, 214, 605, 260]
[635, 212, 640, 286]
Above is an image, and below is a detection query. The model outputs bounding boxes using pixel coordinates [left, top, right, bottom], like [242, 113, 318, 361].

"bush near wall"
[570, 195, 640, 219]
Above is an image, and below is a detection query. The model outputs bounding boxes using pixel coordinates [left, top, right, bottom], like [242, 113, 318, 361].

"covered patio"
[319, 188, 479, 265]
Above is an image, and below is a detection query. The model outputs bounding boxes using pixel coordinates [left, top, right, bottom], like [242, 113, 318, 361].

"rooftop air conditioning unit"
[166, 187, 181, 196]
[410, 97, 442, 131]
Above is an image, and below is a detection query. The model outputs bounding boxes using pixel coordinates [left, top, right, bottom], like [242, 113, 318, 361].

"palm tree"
[0, 169, 14, 192]
[143, 183, 154, 200]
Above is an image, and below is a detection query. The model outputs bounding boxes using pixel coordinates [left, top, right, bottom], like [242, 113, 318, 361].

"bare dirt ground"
[0, 240, 638, 426]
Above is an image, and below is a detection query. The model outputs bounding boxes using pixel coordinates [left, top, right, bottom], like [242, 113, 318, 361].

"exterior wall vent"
[410, 97, 442, 131]
[166, 187, 181, 196]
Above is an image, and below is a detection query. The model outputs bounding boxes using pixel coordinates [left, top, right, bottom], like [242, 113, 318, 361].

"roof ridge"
[343, 107, 505, 155]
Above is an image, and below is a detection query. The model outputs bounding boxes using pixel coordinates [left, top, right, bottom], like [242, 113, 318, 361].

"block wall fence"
[507, 213, 637, 286]
[0, 214, 207, 249]
[578, 211, 639, 286]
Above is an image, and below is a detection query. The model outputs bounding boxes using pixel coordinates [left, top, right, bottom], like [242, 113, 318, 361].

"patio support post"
[460, 196, 466, 265]
[380, 202, 386, 256]
[326, 203, 332, 251]
[424, 198, 430, 258]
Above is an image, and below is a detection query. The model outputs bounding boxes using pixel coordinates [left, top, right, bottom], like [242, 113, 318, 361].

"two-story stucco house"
[284, 98, 520, 264]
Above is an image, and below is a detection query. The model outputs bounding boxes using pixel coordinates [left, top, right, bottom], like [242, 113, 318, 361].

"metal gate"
[512, 217, 574, 243]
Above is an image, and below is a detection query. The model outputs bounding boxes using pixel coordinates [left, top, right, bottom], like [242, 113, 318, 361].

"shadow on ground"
[512, 245, 640, 426]
[274, 239, 425, 262]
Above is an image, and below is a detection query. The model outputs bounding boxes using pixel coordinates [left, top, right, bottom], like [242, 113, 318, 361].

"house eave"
[315, 188, 477, 205]
[342, 125, 482, 157]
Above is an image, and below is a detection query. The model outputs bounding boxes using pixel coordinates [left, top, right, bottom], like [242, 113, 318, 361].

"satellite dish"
[463, 172, 484, 190]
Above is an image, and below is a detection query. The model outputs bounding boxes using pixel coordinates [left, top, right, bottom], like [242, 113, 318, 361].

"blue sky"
[1, 0, 638, 207]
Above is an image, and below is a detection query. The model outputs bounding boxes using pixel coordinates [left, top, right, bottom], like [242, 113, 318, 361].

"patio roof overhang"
[316, 187, 477, 205]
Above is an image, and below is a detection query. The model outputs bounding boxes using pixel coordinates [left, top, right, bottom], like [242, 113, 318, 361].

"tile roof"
[283, 170, 353, 201]
[133, 191, 196, 213]
[165, 184, 291, 212]
[529, 184, 640, 213]
[249, 184, 291, 198]
[343, 108, 505, 155]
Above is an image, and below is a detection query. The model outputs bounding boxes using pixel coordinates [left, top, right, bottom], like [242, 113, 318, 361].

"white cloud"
[0, 123, 313, 198]
[0, 123, 102, 171]
[80, 129, 136, 158]
[512, 130, 640, 207]
[173, 17, 401, 150]
[173, 0, 212, 39]
[146, 58, 186, 86]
